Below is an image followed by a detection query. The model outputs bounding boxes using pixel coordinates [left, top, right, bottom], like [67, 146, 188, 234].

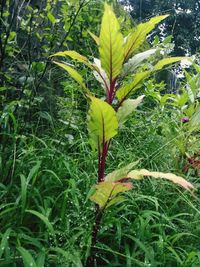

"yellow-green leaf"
[50, 50, 88, 63]
[124, 15, 169, 61]
[105, 161, 139, 182]
[88, 31, 100, 45]
[117, 95, 144, 125]
[99, 3, 124, 82]
[53, 61, 90, 94]
[153, 57, 190, 71]
[87, 96, 118, 150]
[117, 57, 187, 101]
[117, 71, 149, 100]
[127, 169, 194, 190]
[90, 181, 133, 208]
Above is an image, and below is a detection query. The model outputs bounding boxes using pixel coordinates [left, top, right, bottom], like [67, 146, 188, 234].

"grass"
[1, 108, 199, 266]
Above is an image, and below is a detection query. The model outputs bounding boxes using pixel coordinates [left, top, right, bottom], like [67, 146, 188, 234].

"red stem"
[86, 76, 116, 265]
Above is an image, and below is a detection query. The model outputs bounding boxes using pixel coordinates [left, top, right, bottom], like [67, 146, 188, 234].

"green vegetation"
[0, 1, 200, 266]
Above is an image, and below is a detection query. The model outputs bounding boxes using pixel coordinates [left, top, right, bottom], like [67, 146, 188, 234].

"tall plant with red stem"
[51, 3, 194, 266]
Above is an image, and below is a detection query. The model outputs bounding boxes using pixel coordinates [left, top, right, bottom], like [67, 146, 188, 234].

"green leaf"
[153, 57, 189, 71]
[124, 15, 169, 61]
[190, 105, 200, 131]
[117, 57, 186, 101]
[25, 210, 54, 234]
[0, 228, 12, 258]
[105, 161, 139, 182]
[117, 95, 144, 125]
[87, 96, 118, 150]
[47, 12, 56, 24]
[117, 71, 149, 100]
[127, 169, 194, 190]
[53, 61, 90, 94]
[99, 4, 124, 82]
[17, 247, 37, 267]
[20, 174, 27, 215]
[90, 181, 133, 208]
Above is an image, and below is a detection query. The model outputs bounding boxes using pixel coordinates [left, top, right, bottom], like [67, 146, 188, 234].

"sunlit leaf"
[88, 31, 99, 45]
[117, 71, 149, 100]
[117, 95, 145, 125]
[105, 161, 139, 182]
[87, 96, 118, 150]
[90, 181, 133, 208]
[51, 50, 88, 63]
[153, 57, 189, 71]
[127, 169, 194, 190]
[99, 3, 124, 82]
[124, 15, 169, 61]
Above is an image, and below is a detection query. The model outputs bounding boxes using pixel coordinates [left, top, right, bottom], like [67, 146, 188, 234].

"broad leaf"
[90, 181, 133, 208]
[53, 61, 90, 94]
[153, 57, 189, 71]
[121, 49, 157, 76]
[124, 15, 168, 61]
[99, 3, 124, 82]
[117, 95, 145, 125]
[127, 169, 194, 190]
[117, 57, 187, 101]
[87, 96, 118, 150]
[105, 161, 139, 182]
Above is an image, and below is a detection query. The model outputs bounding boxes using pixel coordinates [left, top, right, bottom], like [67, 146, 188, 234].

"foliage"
[52, 3, 194, 265]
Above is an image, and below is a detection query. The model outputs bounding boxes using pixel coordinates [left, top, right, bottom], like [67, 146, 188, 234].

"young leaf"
[90, 181, 133, 208]
[117, 95, 145, 125]
[53, 61, 90, 95]
[105, 161, 139, 182]
[124, 15, 169, 61]
[121, 49, 157, 77]
[87, 97, 118, 150]
[99, 3, 124, 82]
[127, 169, 194, 190]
